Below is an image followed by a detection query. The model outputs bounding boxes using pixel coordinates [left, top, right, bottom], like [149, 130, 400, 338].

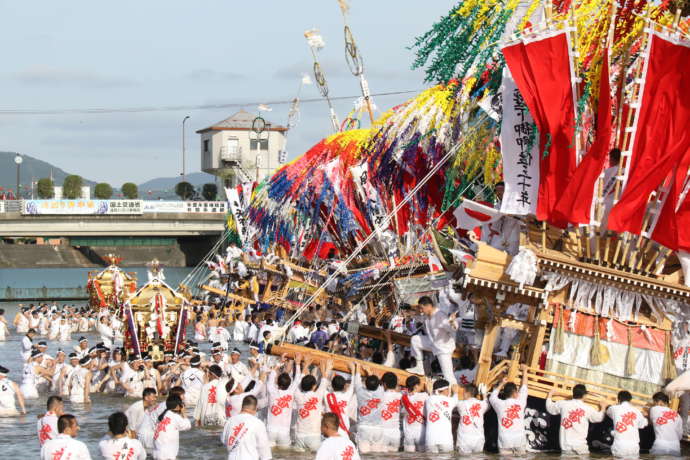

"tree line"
[35, 176, 219, 201]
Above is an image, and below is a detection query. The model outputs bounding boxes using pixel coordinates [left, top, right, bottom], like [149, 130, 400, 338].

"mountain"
[0, 151, 96, 192]
[138, 171, 217, 192]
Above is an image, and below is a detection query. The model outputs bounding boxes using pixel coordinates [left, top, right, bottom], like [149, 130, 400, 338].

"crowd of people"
[0, 297, 686, 459]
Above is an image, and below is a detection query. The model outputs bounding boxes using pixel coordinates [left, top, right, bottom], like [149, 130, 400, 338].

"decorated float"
[184, 0, 690, 447]
[86, 254, 137, 310]
[123, 260, 191, 357]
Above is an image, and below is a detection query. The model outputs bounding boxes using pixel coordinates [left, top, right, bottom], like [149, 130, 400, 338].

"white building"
[197, 110, 287, 187]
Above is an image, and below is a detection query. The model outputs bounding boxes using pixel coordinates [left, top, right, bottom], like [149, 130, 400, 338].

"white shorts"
[498, 434, 526, 451]
[403, 425, 424, 451]
[268, 429, 291, 448]
[457, 436, 484, 454]
[611, 443, 639, 458]
[357, 425, 383, 452]
[427, 443, 454, 453]
[499, 446, 526, 456]
[650, 439, 680, 457]
[294, 432, 321, 451]
[381, 428, 400, 451]
[561, 443, 589, 455]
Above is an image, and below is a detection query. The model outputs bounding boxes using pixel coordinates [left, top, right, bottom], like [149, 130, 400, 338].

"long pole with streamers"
[336, 0, 375, 123]
[305, 29, 340, 133]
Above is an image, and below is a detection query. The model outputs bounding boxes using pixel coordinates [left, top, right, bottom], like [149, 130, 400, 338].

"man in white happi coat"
[221, 394, 272, 460]
[405, 296, 458, 384]
[545, 384, 605, 454]
[40, 414, 91, 460]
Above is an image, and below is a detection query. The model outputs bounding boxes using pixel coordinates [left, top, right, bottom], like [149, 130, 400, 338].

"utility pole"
[14, 154, 22, 199]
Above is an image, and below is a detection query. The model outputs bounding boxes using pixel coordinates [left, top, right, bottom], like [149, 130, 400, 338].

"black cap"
[37, 341, 47, 347]
[230, 348, 241, 355]
[79, 357, 91, 365]
[79, 337, 87, 343]
[31, 350, 43, 358]
[190, 356, 201, 367]
[0, 365, 9, 375]
[69, 353, 78, 359]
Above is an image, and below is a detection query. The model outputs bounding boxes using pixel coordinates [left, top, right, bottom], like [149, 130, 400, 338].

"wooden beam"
[358, 325, 464, 359]
[475, 321, 500, 385]
[498, 317, 531, 332]
[201, 285, 257, 305]
[267, 342, 413, 383]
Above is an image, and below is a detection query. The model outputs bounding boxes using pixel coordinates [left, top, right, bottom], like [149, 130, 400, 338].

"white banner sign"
[185, 201, 227, 213]
[22, 200, 142, 215]
[499, 67, 540, 215]
[142, 201, 186, 213]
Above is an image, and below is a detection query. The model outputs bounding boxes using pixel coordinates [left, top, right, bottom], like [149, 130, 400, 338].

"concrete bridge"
[0, 211, 226, 237]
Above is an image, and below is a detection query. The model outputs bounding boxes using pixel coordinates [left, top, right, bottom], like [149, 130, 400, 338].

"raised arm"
[545, 389, 559, 415]
[489, 377, 507, 409]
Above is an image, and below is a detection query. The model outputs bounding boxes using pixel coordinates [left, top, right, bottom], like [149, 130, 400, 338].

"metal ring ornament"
[313, 62, 329, 97]
[252, 116, 266, 135]
[344, 26, 363, 76]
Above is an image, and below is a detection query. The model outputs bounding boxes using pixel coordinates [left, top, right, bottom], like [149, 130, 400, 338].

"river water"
[0, 267, 196, 301]
[0, 269, 684, 459]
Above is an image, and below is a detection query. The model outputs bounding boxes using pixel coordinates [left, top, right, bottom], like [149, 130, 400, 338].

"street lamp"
[182, 115, 190, 182]
[14, 154, 23, 199]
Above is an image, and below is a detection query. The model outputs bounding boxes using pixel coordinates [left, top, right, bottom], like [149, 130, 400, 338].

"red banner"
[553, 50, 613, 225]
[608, 33, 690, 236]
[503, 31, 578, 227]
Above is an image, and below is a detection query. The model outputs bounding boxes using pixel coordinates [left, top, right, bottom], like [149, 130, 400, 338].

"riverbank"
[0, 236, 217, 268]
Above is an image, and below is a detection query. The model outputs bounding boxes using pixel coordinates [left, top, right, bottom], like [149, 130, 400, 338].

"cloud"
[184, 69, 244, 82]
[11, 65, 133, 88]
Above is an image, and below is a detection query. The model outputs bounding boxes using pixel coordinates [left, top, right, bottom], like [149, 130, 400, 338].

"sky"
[0, 1, 453, 186]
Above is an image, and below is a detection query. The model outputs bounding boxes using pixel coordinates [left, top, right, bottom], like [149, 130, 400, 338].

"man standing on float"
[406, 296, 458, 384]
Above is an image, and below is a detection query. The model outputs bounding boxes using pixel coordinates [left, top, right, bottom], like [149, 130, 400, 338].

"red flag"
[608, 33, 690, 235]
[503, 31, 578, 227]
[553, 49, 613, 225]
[303, 238, 338, 260]
[650, 149, 690, 250]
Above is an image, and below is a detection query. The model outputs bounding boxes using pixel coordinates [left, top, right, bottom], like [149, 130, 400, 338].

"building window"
[203, 140, 209, 153]
[250, 138, 269, 150]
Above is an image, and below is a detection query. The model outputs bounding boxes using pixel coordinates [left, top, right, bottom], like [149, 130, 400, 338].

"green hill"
[0, 152, 95, 195]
